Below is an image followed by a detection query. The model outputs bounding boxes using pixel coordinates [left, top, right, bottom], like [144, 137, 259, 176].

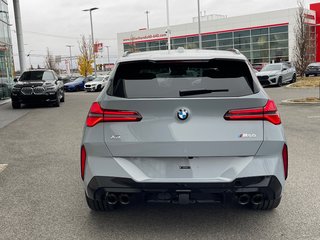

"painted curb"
[0, 99, 11, 106]
[286, 83, 319, 89]
[281, 99, 320, 105]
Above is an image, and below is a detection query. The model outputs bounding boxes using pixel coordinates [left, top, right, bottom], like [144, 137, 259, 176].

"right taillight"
[224, 100, 281, 125]
[282, 144, 288, 180]
[86, 102, 142, 127]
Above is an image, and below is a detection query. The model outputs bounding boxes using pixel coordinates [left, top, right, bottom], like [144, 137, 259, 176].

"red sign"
[94, 43, 103, 53]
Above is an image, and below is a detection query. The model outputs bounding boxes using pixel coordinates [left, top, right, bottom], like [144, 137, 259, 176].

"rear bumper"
[86, 175, 282, 203]
[85, 86, 97, 92]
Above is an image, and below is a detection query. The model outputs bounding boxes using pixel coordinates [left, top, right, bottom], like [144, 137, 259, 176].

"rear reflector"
[86, 102, 142, 127]
[224, 100, 281, 125]
[282, 144, 288, 180]
[81, 145, 86, 180]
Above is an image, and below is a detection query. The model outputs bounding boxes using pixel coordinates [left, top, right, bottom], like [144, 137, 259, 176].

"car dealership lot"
[0, 89, 319, 240]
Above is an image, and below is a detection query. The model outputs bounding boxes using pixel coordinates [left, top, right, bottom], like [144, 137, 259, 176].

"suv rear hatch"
[101, 59, 266, 157]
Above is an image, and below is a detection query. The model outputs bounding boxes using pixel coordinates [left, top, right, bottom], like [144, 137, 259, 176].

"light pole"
[166, 0, 171, 51]
[197, 0, 202, 49]
[66, 45, 73, 74]
[145, 10, 150, 30]
[83, 7, 98, 77]
[105, 46, 110, 70]
[13, 0, 26, 72]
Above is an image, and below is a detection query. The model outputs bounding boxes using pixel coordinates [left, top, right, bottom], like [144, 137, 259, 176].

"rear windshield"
[107, 60, 257, 98]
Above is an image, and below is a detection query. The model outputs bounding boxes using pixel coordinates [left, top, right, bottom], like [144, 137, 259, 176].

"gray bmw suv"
[81, 49, 288, 211]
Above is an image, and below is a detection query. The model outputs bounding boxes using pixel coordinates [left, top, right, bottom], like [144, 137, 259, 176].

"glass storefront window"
[0, 0, 14, 100]
[270, 26, 288, 34]
[252, 42, 269, 50]
[270, 33, 288, 42]
[136, 42, 146, 50]
[252, 58, 269, 64]
[234, 30, 250, 38]
[172, 38, 186, 45]
[234, 37, 250, 45]
[218, 39, 233, 47]
[251, 28, 268, 36]
[270, 48, 289, 58]
[251, 35, 269, 44]
[253, 50, 269, 58]
[234, 44, 250, 51]
[202, 34, 216, 41]
[147, 41, 159, 51]
[218, 32, 232, 39]
[202, 41, 216, 49]
[160, 40, 168, 50]
[122, 25, 292, 77]
[270, 40, 288, 49]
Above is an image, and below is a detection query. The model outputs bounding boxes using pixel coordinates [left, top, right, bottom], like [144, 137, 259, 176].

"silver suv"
[81, 49, 288, 211]
[256, 63, 296, 87]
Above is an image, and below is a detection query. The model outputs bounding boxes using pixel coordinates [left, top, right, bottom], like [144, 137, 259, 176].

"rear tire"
[305, 74, 309, 77]
[85, 194, 116, 211]
[252, 197, 281, 210]
[12, 101, 21, 109]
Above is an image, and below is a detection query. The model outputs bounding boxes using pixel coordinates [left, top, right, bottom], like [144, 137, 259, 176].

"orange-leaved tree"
[78, 35, 94, 77]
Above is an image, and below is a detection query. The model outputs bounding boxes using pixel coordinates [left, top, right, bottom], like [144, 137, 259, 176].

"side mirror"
[13, 78, 18, 83]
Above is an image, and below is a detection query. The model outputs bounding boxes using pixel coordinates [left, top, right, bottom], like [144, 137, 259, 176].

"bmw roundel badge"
[177, 109, 189, 121]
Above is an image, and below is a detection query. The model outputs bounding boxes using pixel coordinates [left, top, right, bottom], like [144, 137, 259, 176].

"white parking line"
[308, 116, 320, 119]
[0, 164, 8, 173]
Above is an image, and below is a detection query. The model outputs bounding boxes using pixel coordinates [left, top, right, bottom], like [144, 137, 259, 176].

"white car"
[84, 76, 109, 92]
[256, 63, 296, 87]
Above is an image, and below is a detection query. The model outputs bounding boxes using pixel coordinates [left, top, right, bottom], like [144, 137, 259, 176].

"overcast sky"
[7, 0, 318, 70]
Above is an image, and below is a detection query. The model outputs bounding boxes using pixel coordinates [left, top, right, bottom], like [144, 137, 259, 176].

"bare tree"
[45, 48, 59, 73]
[78, 35, 94, 77]
[293, 0, 316, 76]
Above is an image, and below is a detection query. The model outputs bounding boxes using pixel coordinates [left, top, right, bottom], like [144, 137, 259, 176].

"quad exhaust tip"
[251, 194, 264, 205]
[238, 194, 250, 205]
[106, 193, 130, 205]
[119, 194, 130, 205]
[106, 193, 118, 205]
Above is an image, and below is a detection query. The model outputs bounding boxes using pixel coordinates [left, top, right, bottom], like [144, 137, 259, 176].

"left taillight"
[224, 100, 281, 125]
[86, 102, 142, 127]
[81, 145, 86, 180]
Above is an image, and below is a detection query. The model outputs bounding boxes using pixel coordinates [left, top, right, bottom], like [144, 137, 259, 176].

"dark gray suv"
[11, 70, 65, 108]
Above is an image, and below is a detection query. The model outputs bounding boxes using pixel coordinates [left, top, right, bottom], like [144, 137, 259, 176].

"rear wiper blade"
[179, 89, 229, 97]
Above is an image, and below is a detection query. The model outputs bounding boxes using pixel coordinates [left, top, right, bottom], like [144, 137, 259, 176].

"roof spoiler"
[226, 48, 241, 55]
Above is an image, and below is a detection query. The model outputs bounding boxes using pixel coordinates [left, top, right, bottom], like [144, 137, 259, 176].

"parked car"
[64, 76, 93, 91]
[305, 62, 320, 77]
[84, 75, 109, 92]
[256, 63, 296, 87]
[81, 49, 287, 211]
[11, 69, 64, 108]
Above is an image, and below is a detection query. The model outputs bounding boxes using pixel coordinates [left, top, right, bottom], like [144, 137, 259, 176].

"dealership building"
[117, 3, 320, 64]
[0, 0, 14, 100]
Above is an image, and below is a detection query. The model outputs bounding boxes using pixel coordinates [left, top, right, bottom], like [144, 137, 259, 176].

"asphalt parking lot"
[0, 88, 319, 240]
